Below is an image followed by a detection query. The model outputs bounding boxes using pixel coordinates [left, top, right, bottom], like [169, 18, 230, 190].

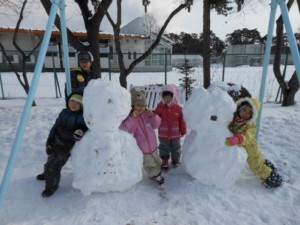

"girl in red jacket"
[155, 84, 187, 170]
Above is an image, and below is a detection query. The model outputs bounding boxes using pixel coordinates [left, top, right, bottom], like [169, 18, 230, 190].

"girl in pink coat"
[120, 89, 165, 188]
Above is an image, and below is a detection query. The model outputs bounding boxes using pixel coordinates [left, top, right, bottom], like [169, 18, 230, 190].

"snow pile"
[71, 79, 143, 195]
[182, 83, 247, 188]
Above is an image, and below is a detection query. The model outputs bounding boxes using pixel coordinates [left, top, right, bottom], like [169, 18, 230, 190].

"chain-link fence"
[0, 50, 295, 102]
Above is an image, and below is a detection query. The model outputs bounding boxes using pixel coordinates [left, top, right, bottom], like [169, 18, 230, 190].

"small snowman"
[71, 79, 143, 196]
[181, 82, 247, 188]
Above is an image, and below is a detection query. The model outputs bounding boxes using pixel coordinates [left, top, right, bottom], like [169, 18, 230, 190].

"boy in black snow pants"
[36, 91, 88, 197]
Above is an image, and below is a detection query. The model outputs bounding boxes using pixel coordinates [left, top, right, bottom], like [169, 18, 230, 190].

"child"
[120, 89, 165, 188]
[155, 84, 187, 170]
[226, 97, 282, 188]
[36, 91, 88, 197]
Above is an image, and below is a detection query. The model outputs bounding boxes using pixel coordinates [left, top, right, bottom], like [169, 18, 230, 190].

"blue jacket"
[46, 91, 88, 150]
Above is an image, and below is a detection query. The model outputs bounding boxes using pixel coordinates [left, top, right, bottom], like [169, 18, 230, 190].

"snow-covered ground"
[0, 66, 300, 225]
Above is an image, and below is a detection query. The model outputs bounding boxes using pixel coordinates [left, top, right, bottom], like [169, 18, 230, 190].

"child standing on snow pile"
[120, 89, 165, 189]
[36, 91, 88, 197]
[155, 84, 187, 170]
[226, 97, 282, 188]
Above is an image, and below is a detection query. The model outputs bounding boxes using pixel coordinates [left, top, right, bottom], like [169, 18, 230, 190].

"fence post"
[164, 53, 167, 85]
[275, 53, 289, 103]
[0, 72, 4, 99]
[222, 52, 226, 81]
[108, 52, 111, 81]
[51, 52, 60, 98]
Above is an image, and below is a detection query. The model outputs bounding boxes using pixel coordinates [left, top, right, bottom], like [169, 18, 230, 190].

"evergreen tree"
[177, 58, 196, 101]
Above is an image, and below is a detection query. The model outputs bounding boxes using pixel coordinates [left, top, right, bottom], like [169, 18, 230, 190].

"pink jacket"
[120, 112, 161, 154]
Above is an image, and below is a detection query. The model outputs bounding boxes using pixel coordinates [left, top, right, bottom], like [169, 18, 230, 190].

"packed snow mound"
[83, 79, 131, 132]
[71, 79, 143, 195]
[182, 83, 247, 188]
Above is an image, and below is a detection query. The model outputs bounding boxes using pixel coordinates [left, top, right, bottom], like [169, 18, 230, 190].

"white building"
[0, 17, 173, 72]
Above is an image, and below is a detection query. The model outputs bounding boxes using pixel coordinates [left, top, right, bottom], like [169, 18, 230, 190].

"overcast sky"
[1, 0, 299, 40]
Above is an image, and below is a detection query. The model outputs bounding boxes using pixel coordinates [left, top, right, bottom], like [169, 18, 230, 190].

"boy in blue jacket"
[36, 91, 88, 197]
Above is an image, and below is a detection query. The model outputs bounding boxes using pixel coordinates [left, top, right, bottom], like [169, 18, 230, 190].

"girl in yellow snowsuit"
[226, 97, 282, 188]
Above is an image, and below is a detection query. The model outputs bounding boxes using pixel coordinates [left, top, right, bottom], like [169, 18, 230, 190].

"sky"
[0, 67, 300, 224]
[1, 0, 300, 40]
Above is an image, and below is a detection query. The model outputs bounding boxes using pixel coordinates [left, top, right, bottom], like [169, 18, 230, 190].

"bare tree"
[142, 13, 160, 35]
[106, 1, 188, 88]
[40, 0, 113, 78]
[273, 0, 299, 106]
[202, 0, 243, 88]
[0, 0, 43, 106]
[0, 0, 22, 14]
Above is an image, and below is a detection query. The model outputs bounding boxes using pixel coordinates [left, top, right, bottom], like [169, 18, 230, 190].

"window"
[128, 52, 131, 60]
[133, 52, 137, 60]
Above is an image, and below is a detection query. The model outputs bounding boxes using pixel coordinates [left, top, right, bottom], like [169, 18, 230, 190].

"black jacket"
[65, 67, 94, 98]
[47, 92, 88, 150]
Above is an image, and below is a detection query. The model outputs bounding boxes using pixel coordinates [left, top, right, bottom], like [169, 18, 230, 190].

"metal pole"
[256, 0, 277, 138]
[51, 52, 59, 98]
[0, 0, 61, 207]
[222, 53, 226, 81]
[277, 0, 300, 82]
[108, 52, 111, 81]
[164, 53, 167, 85]
[59, 0, 71, 96]
[0, 72, 5, 99]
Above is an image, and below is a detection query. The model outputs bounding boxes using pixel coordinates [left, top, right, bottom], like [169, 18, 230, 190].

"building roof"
[0, 27, 150, 39]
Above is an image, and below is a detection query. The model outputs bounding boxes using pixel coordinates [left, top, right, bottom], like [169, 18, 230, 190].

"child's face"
[133, 105, 146, 115]
[68, 99, 82, 112]
[163, 95, 172, 104]
[79, 60, 92, 71]
[238, 105, 252, 120]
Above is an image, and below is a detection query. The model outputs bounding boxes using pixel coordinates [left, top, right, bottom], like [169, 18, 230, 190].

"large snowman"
[181, 82, 247, 188]
[71, 79, 143, 196]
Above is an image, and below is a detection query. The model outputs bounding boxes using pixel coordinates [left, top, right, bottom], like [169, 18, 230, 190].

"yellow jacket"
[228, 98, 272, 180]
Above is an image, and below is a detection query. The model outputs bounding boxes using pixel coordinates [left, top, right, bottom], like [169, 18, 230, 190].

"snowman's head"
[183, 83, 236, 131]
[83, 79, 131, 132]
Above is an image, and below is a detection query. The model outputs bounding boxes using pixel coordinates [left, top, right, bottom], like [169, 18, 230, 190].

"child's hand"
[225, 134, 244, 146]
[146, 110, 154, 116]
[132, 110, 141, 117]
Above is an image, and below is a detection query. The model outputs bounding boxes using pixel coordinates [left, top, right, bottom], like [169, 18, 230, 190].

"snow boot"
[263, 171, 282, 188]
[42, 186, 58, 197]
[265, 159, 277, 173]
[161, 158, 169, 171]
[154, 173, 166, 189]
[171, 161, 180, 168]
[36, 173, 45, 181]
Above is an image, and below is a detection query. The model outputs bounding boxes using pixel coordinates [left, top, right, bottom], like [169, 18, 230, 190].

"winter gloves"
[225, 133, 245, 146]
[73, 129, 84, 141]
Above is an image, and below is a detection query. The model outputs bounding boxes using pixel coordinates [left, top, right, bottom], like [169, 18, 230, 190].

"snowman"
[71, 79, 143, 196]
[181, 82, 247, 188]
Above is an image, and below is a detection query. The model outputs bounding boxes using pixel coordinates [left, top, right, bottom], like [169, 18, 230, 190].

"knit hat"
[69, 93, 83, 104]
[131, 89, 147, 107]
